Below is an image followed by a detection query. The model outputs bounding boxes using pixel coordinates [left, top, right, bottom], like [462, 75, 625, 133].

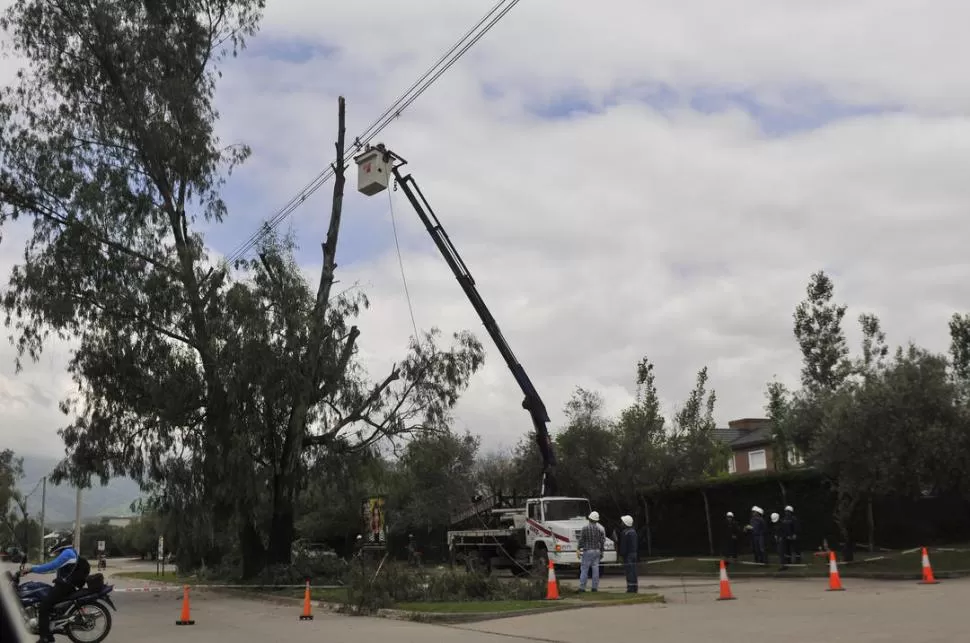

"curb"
[318, 596, 665, 623]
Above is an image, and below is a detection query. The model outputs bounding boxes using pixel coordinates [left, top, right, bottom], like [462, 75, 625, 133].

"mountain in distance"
[18, 454, 144, 524]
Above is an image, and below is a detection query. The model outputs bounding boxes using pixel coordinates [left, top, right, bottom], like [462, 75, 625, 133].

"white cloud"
[3, 1, 970, 459]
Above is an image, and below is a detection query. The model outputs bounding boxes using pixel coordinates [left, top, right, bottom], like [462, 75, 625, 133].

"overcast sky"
[2, 1, 969, 462]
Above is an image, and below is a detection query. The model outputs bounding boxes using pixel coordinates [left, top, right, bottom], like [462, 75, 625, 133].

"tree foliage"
[777, 271, 970, 552]
[0, 449, 26, 544]
[0, 0, 485, 577]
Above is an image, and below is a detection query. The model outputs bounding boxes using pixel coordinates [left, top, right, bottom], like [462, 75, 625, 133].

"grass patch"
[395, 592, 662, 613]
[566, 591, 664, 604]
[114, 571, 182, 583]
[394, 600, 552, 613]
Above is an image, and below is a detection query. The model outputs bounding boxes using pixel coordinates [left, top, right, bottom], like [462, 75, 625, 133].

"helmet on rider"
[47, 535, 73, 557]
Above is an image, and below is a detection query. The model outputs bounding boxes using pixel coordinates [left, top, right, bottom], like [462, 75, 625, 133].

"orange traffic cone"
[919, 547, 939, 585]
[175, 585, 195, 625]
[826, 551, 844, 591]
[545, 558, 560, 600]
[716, 559, 736, 601]
[299, 578, 314, 620]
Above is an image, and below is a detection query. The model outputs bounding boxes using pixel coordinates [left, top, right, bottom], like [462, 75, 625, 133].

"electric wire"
[387, 185, 419, 342]
[225, 0, 524, 264]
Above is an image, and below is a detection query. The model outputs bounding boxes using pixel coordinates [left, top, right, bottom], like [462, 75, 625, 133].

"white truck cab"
[523, 496, 617, 567]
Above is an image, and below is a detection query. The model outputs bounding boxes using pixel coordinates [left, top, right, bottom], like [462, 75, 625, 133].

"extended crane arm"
[353, 144, 557, 497]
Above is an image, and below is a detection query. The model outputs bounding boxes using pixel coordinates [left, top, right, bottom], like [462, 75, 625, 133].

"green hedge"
[590, 469, 970, 556]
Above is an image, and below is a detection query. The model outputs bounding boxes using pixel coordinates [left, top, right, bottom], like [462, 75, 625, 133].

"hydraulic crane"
[354, 143, 558, 498]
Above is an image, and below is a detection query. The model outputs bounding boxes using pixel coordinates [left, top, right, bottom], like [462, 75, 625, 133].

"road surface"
[8, 559, 966, 642]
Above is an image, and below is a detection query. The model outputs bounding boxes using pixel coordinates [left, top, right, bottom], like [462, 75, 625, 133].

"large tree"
[0, 0, 484, 576]
[793, 271, 850, 392]
[0, 450, 25, 545]
[555, 387, 618, 506]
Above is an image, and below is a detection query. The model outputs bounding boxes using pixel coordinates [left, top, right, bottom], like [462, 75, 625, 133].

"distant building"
[713, 418, 805, 475]
[85, 516, 134, 528]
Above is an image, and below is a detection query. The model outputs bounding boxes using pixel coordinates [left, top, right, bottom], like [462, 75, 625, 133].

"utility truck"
[354, 144, 616, 573]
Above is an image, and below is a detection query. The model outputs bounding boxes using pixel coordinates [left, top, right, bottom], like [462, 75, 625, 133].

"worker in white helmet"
[746, 506, 766, 564]
[618, 515, 638, 593]
[577, 511, 605, 592]
[769, 512, 787, 569]
[782, 505, 800, 564]
[723, 511, 741, 564]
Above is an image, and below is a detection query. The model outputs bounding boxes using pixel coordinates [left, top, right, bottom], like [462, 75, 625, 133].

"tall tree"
[555, 387, 617, 505]
[764, 380, 794, 469]
[612, 357, 669, 555]
[672, 366, 726, 479]
[949, 313, 970, 395]
[0, 1, 485, 576]
[857, 313, 889, 377]
[793, 271, 850, 392]
[0, 0, 266, 564]
[392, 430, 480, 535]
[0, 450, 25, 544]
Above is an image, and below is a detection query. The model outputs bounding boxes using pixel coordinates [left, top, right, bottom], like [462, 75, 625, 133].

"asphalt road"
[8, 559, 968, 642]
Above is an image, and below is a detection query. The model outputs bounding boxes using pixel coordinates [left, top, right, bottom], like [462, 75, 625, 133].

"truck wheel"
[533, 546, 549, 572]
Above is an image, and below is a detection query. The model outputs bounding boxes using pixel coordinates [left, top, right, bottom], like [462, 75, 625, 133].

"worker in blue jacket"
[617, 515, 638, 593]
[22, 536, 90, 643]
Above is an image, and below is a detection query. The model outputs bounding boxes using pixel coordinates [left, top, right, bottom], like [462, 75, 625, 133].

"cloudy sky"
[2, 0, 969, 463]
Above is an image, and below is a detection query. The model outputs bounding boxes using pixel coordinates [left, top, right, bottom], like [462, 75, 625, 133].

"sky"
[2, 0, 970, 464]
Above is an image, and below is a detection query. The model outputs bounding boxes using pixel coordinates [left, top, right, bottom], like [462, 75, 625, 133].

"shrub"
[345, 561, 547, 613]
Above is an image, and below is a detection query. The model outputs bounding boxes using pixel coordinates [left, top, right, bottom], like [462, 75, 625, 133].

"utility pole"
[39, 476, 47, 556]
[73, 486, 82, 553]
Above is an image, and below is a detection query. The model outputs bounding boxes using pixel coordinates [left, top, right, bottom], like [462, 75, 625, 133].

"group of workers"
[577, 511, 640, 594]
[578, 504, 800, 594]
[724, 505, 801, 568]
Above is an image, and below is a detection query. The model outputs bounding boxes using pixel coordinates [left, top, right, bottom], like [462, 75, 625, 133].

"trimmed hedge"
[591, 469, 970, 557]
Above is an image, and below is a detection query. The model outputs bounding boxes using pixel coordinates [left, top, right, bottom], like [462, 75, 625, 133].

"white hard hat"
[588, 511, 600, 522]
[771, 512, 780, 523]
[726, 511, 734, 518]
[785, 505, 794, 512]
[751, 506, 763, 514]
[621, 515, 633, 527]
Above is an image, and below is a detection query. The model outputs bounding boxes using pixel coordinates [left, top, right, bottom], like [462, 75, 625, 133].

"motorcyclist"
[20, 536, 90, 643]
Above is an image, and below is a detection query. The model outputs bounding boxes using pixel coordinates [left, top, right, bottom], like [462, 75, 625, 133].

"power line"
[225, 0, 524, 264]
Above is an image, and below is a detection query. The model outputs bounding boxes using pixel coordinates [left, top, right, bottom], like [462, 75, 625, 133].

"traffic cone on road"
[545, 559, 560, 600]
[716, 559, 736, 601]
[299, 578, 314, 620]
[919, 547, 940, 585]
[175, 586, 195, 625]
[826, 551, 845, 591]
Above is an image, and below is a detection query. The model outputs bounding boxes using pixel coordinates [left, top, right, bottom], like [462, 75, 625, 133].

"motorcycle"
[7, 568, 116, 643]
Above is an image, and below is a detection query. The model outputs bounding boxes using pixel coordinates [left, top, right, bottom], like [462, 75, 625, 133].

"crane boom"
[354, 144, 557, 497]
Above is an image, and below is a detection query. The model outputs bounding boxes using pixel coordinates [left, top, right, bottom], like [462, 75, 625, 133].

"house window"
[748, 449, 767, 471]
[787, 447, 804, 466]
[727, 454, 736, 474]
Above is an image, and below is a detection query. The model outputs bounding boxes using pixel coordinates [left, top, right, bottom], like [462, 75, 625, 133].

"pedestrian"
[783, 505, 801, 563]
[577, 511, 606, 592]
[618, 515, 638, 593]
[723, 511, 741, 564]
[745, 506, 766, 564]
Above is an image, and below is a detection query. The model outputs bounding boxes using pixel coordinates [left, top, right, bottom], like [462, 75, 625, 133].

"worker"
[722, 511, 741, 564]
[618, 515, 638, 593]
[783, 505, 801, 563]
[745, 506, 766, 564]
[577, 511, 606, 592]
[769, 512, 786, 568]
